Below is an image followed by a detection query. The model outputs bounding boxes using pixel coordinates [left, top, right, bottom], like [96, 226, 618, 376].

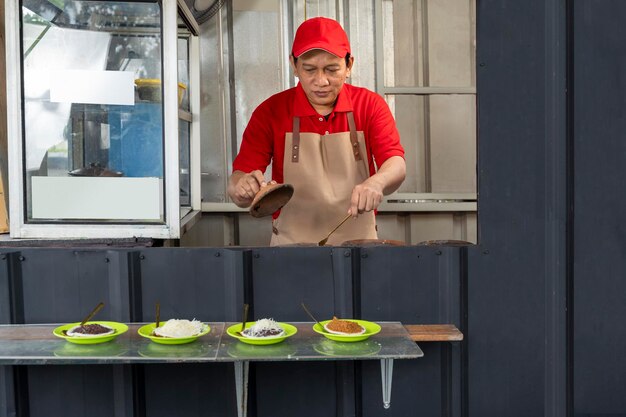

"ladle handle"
[301, 302, 325, 333]
[241, 303, 249, 333]
[328, 214, 352, 237]
[80, 302, 105, 326]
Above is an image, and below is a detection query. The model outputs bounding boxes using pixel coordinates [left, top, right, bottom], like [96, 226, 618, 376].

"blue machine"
[108, 102, 163, 178]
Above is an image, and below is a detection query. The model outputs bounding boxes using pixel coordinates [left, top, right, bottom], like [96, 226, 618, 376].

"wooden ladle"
[318, 214, 352, 246]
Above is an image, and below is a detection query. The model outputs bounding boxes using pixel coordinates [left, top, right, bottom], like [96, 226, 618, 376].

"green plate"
[137, 322, 211, 345]
[226, 322, 297, 345]
[52, 321, 128, 345]
[313, 319, 381, 342]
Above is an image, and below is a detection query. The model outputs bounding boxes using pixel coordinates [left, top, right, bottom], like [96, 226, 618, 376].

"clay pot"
[249, 183, 294, 218]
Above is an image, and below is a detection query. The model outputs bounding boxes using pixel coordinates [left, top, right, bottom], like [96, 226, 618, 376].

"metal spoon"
[301, 302, 326, 333]
[239, 303, 249, 336]
[318, 213, 352, 246]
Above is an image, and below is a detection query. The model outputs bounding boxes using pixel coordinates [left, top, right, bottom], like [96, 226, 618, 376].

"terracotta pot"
[249, 183, 294, 218]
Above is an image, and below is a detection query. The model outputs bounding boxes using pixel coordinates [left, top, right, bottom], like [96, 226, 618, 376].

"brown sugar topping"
[326, 316, 363, 334]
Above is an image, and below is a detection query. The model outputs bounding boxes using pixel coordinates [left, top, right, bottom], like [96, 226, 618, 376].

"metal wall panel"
[137, 248, 243, 417]
[358, 246, 462, 417]
[470, 0, 568, 416]
[7, 249, 136, 417]
[0, 252, 23, 417]
[18, 249, 125, 323]
[572, 1, 626, 414]
[250, 247, 355, 417]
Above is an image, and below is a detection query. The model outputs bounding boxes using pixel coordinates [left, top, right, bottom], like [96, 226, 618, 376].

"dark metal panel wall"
[17, 249, 124, 323]
[137, 248, 243, 417]
[0, 245, 463, 417]
[0, 252, 17, 417]
[358, 246, 462, 417]
[249, 247, 354, 417]
[471, 0, 568, 416]
[572, 1, 626, 414]
[2, 249, 136, 417]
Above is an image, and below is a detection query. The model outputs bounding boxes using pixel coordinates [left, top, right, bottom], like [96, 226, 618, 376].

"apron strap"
[291, 117, 301, 163]
[347, 112, 362, 161]
[292, 112, 361, 162]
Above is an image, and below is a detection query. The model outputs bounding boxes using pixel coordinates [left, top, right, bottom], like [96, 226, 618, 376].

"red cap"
[292, 17, 351, 58]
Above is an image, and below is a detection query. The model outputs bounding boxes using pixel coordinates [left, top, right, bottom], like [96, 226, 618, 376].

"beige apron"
[270, 112, 378, 246]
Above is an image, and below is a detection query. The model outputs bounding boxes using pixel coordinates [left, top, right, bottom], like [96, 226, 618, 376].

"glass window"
[21, 0, 165, 223]
[380, 0, 476, 195]
[391, 94, 476, 193]
[382, 0, 475, 88]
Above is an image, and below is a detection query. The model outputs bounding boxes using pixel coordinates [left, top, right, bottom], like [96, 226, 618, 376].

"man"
[228, 17, 405, 245]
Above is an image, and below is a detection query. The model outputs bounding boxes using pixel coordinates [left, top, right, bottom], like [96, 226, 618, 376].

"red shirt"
[233, 82, 404, 183]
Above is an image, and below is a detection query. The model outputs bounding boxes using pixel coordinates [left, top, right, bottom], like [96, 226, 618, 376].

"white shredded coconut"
[242, 318, 285, 338]
[153, 319, 206, 338]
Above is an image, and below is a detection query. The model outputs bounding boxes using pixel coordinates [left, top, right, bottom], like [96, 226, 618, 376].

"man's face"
[291, 49, 353, 114]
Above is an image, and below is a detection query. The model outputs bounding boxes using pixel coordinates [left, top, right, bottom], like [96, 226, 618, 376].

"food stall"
[5, 0, 201, 239]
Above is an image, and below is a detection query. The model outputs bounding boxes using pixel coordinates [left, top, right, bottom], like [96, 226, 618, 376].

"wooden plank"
[403, 324, 463, 342]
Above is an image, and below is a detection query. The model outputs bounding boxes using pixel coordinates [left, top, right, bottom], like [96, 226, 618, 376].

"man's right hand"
[227, 170, 267, 207]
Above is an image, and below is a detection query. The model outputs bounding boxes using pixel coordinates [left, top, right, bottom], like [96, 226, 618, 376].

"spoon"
[63, 302, 105, 336]
[239, 303, 249, 336]
[155, 302, 161, 328]
[80, 302, 105, 326]
[301, 302, 326, 333]
[318, 213, 352, 246]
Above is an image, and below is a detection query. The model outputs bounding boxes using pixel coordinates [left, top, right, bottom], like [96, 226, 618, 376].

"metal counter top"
[0, 322, 422, 365]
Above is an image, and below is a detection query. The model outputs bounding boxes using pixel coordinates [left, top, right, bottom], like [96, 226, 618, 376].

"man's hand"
[348, 156, 406, 217]
[227, 170, 267, 208]
[349, 177, 384, 216]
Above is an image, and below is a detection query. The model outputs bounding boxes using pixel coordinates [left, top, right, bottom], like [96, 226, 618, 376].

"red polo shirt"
[233, 82, 404, 184]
